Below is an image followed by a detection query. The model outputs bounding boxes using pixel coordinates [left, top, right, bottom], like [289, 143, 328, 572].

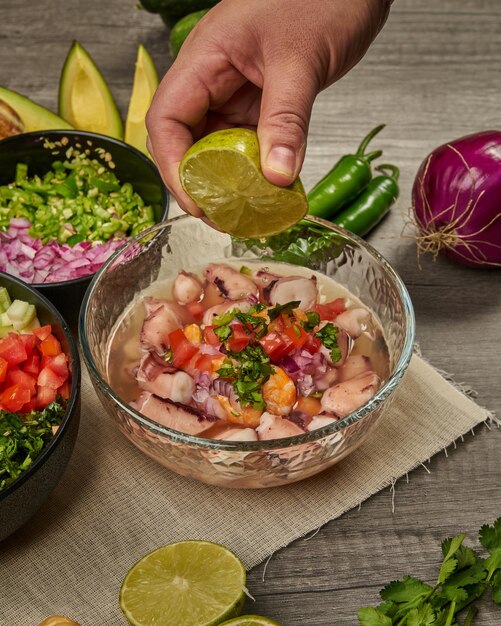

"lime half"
[179, 128, 308, 238]
[119, 540, 246, 626]
[220, 616, 282, 625]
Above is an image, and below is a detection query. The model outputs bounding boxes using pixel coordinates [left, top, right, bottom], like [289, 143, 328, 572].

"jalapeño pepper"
[333, 164, 400, 237]
[307, 124, 385, 219]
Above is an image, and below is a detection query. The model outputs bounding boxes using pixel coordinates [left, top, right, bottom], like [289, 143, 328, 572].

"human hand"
[146, 0, 391, 215]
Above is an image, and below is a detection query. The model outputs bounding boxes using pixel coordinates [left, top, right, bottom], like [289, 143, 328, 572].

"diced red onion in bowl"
[0, 220, 127, 284]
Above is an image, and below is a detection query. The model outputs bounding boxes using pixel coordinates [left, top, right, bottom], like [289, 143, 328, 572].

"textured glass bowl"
[80, 215, 415, 488]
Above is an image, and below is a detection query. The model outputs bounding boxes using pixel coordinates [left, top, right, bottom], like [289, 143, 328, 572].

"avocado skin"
[169, 9, 210, 58]
[0, 86, 72, 132]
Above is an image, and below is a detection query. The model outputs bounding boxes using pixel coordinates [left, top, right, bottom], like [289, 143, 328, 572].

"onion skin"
[412, 130, 501, 268]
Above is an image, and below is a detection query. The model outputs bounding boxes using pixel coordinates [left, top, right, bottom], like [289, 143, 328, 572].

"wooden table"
[3, 0, 500, 623]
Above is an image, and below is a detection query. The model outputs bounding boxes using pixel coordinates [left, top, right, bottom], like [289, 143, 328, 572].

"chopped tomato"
[284, 324, 309, 350]
[0, 334, 28, 366]
[37, 366, 67, 390]
[304, 334, 322, 354]
[0, 384, 31, 412]
[186, 301, 204, 322]
[39, 334, 62, 357]
[168, 328, 199, 367]
[259, 331, 294, 361]
[194, 354, 216, 374]
[6, 367, 36, 396]
[18, 333, 36, 355]
[204, 326, 220, 346]
[33, 325, 52, 341]
[315, 298, 346, 321]
[36, 385, 57, 408]
[58, 381, 71, 400]
[19, 398, 38, 414]
[228, 324, 251, 352]
[23, 354, 41, 376]
[45, 353, 69, 379]
[0, 356, 7, 383]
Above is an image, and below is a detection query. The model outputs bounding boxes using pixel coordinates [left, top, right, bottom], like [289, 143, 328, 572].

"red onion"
[279, 355, 300, 374]
[0, 219, 127, 283]
[411, 131, 501, 268]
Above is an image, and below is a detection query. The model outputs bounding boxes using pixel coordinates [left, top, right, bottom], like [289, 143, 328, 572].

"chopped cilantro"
[214, 325, 232, 342]
[315, 323, 342, 363]
[0, 402, 66, 490]
[268, 300, 300, 322]
[213, 310, 237, 327]
[301, 310, 320, 332]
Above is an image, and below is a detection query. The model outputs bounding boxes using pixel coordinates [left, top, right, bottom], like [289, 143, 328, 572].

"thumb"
[258, 65, 317, 186]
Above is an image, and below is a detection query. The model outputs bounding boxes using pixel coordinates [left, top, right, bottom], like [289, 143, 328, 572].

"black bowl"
[0, 271, 81, 542]
[0, 130, 169, 325]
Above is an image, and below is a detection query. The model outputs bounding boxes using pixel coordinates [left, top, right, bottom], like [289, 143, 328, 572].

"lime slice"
[179, 128, 308, 238]
[119, 540, 246, 626]
[220, 616, 282, 625]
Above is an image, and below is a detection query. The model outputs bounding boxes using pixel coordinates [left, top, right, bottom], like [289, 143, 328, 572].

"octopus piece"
[307, 414, 339, 431]
[140, 298, 184, 352]
[136, 356, 196, 404]
[202, 299, 251, 326]
[316, 322, 353, 367]
[269, 276, 318, 311]
[172, 271, 203, 306]
[214, 427, 259, 442]
[256, 412, 305, 440]
[262, 367, 297, 416]
[252, 269, 280, 302]
[204, 263, 259, 301]
[132, 392, 217, 435]
[320, 371, 381, 418]
[335, 307, 371, 340]
[337, 355, 373, 382]
[313, 366, 339, 392]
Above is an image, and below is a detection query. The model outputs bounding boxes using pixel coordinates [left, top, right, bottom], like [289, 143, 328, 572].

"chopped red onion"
[0, 219, 127, 283]
[279, 355, 300, 374]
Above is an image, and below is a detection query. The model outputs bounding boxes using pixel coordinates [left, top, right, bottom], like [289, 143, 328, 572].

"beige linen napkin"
[0, 354, 492, 625]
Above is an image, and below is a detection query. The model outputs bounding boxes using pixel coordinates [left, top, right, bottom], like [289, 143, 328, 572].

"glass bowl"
[79, 215, 415, 488]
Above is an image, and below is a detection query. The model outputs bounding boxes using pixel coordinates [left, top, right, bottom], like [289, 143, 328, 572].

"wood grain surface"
[1, 0, 500, 624]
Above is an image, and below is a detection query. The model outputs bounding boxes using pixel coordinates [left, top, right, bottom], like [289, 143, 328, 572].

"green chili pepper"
[307, 124, 385, 220]
[332, 164, 399, 237]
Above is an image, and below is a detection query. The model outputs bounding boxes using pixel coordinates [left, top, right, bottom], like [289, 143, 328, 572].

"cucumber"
[0, 291, 40, 333]
[0, 287, 12, 313]
[6, 299, 30, 322]
[169, 9, 210, 58]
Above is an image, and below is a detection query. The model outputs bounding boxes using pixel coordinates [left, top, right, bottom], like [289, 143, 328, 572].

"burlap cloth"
[0, 354, 492, 625]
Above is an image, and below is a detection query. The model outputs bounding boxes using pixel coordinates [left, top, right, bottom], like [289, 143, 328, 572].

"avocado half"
[0, 87, 72, 134]
[59, 41, 123, 139]
[124, 45, 159, 156]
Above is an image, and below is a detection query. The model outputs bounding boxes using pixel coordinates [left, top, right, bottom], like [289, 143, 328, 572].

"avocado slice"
[0, 87, 72, 135]
[59, 41, 123, 139]
[125, 45, 159, 156]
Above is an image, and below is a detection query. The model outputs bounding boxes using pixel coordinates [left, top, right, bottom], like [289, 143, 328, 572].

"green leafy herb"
[214, 325, 232, 342]
[315, 322, 342, 362]
[268, 300, 300, 322]
[301, 310, 320, 332]
[358, 517, 501, 626]
[0, 402, 66, 490]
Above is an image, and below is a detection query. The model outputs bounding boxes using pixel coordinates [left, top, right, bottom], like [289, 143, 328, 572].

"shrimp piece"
[215, 395, 262, 428]
[183, 323, 202, 345]
[262, 367, 296, 416]
[205, 263, 259, 300]
[256, 412, 305, 440]
[172, 271, 203, 305]
[320, 371, 380, 417]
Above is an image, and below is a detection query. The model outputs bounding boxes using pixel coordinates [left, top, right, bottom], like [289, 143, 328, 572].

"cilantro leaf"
[267, 300, 300, 322]
[380, 576, 433, 603]
[438, 559, 458, 585]
[214, 325, 232, 342]
[357, 607, 392, 626]
[479, 518, 501, 552]
[315, 323, 342, 363]
[463, 606, 478, 626]
[301, 310, 320, 332]
[213, 310, 238, 327]
[406, 603, 436, 626]
[491, 570, 501, 604]
[438, 535, 466, 584]
[485, 547, 501, 582]
[440, 540, 477, 571]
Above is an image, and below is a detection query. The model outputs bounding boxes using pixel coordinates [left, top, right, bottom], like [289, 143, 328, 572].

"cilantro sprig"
[358, 517, 501, 626]
[315, 322, 342, 363]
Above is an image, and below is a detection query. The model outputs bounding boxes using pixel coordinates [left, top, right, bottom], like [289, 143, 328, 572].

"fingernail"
[265, 146, 296, 178]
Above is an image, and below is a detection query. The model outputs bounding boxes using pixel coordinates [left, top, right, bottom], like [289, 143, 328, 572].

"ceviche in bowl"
[80, 215, 415, 488]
